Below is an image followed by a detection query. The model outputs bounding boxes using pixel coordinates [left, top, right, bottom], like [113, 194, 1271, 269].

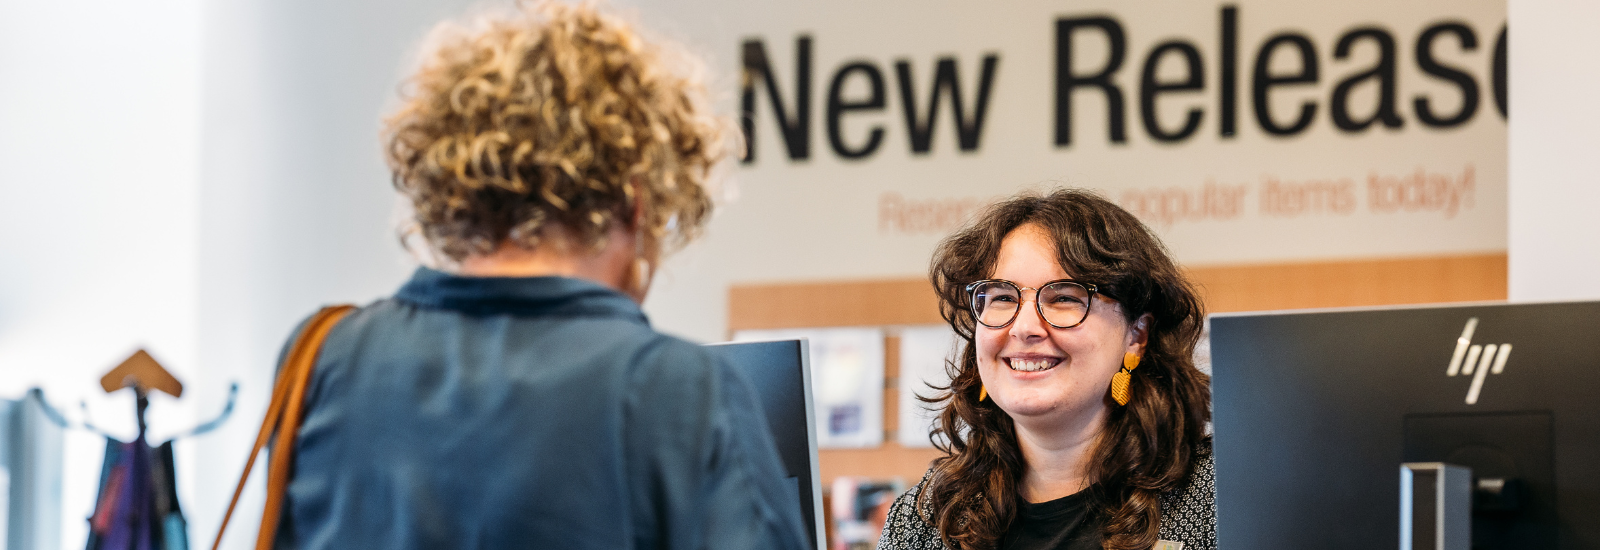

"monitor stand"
[1404, 411, 1557, 549]
[1401, 462, 1471, 550]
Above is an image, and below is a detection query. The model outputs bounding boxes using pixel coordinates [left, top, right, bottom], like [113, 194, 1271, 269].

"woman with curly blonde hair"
[265, 3, 809, 549]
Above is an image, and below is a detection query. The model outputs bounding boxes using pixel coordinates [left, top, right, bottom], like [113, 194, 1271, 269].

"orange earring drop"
[1111, 352, 1141, 406]
[978, 384, 988, 402]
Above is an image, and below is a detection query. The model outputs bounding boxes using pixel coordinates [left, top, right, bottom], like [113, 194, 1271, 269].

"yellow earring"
[1111, 352, 1141, 406]
[978, 384, 988, 402]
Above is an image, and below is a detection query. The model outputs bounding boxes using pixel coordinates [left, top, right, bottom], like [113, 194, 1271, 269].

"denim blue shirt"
[279, 268, 809, 550]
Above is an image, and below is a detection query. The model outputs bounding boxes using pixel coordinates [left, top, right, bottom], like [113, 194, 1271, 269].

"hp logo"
[1445, 318, 1511, 405]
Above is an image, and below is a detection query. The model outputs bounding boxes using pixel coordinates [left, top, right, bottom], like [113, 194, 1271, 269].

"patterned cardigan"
[875, 443, 1216, 550]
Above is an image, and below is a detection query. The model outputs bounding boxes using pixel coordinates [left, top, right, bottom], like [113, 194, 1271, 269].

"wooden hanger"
[100, 349, 184, 398]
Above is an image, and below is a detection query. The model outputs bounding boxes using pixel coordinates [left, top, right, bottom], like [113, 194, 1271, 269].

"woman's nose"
[1008, 295, 1049, 339]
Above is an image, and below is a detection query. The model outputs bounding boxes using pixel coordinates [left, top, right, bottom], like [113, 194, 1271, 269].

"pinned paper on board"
[897, 326, 959, 448]
[734, 327, 885, 448]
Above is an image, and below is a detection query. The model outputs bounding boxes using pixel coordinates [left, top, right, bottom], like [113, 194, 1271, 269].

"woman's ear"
[1127, 313, 1154, 356]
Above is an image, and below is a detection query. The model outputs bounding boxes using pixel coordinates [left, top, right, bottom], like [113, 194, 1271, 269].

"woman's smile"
[1004, 355, 1062, 372]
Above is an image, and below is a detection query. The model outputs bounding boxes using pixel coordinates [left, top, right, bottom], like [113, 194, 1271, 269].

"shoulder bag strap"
[212, 305, 356, 550]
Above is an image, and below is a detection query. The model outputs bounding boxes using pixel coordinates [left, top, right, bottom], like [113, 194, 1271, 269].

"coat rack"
[35, 348, 236, 441]
[100, 349, 184, 436]
[80, 348, 234, 550]
[28, 349, 238, 550]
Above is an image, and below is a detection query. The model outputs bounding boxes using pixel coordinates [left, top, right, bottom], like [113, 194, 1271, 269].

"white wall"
[195, 0, 474, 547]
[0, 0, 202, 546]
[0, 0, 470, 547]
[1507, 0, 1600, 301]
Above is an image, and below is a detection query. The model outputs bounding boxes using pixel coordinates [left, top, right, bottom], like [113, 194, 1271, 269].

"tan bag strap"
[213, 305, 355, 550]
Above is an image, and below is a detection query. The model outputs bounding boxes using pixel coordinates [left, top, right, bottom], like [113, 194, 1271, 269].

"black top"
[999, 489, 1102, 550]
[875, 441, 1216, 550]
[277, 268, 810, 550]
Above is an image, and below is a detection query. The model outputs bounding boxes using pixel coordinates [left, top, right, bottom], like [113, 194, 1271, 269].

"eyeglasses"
[965, 279, 1101, 329]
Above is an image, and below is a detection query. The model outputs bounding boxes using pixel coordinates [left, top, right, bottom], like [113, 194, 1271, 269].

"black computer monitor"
[1210, 301, 1600, 549]
[705, 339, 825, 550]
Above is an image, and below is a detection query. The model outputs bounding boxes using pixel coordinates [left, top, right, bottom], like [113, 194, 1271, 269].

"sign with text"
[638, 0, 1505, 282]
[628, 0, 1506, 342]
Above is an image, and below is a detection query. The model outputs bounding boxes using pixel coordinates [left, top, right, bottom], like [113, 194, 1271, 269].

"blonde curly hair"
[385, 1, 723, 262]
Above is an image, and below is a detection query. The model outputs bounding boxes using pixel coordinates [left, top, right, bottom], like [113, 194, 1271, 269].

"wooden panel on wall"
[728, 279, 943, 332]
[730, 254, 1510, 329]
[1187, 253, 1508, 313]
[728, 253, 1508, 484]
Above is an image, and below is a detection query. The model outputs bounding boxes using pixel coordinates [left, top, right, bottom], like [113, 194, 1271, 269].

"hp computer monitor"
[705, 339, 825, 550]
[1210, 301, 1600, 549]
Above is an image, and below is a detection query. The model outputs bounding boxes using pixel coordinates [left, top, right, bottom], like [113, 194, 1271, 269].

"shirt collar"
[394, 267, 649, 323]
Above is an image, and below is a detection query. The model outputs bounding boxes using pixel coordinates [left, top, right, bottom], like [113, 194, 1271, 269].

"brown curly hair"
[917, 189, 1211, 550]
[384, 1, 723, 261]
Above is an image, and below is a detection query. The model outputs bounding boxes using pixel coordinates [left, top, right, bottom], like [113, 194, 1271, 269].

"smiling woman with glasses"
[878, 189, 1215, 550]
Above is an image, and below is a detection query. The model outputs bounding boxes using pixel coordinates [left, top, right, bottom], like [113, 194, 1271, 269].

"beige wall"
[1508, 0, 1600, 301]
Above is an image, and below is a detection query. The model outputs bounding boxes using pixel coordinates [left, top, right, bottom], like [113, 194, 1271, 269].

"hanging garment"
[86, 436, 190, 550]
[88, 442, 126, 537]
[153, 441, 190, 550]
